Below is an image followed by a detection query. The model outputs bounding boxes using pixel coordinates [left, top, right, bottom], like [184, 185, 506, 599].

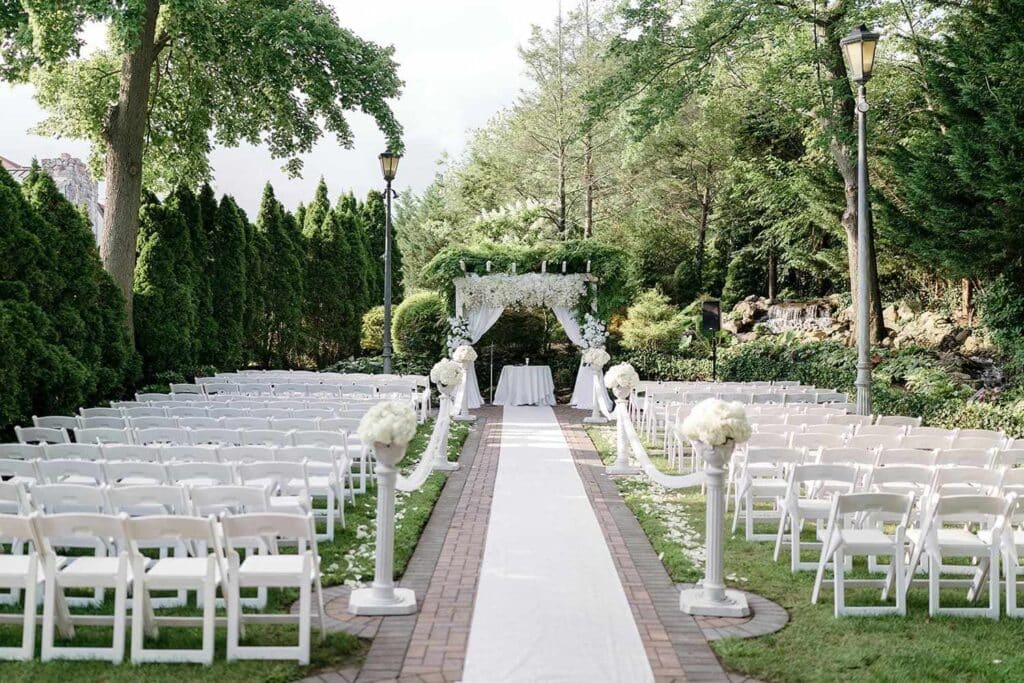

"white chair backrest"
[160, 445, 218, 463]
[931, 466, 1002, 496]
[190, 428, 243, 446]
[0, 458, 39, 482]
[291, 430, 348, 448]
[43, 443, 102, 461]
[242, 430, 293, 447]
[169, 407, 210, 418]
[217, 445, 278, 463]
[78, 416, 127, 430]
[208, 407, 246, 419]
[73, 428, 133, 448]
[866, 464, 934, 491]
[270, 418, 318, 432]
[929, 494, 1007, 527]
[855, 424, 907, 437]
[237, 461, 308, 490]
[995, 448, 1024, 468]
[847, 433, 904, 451]
[876, 447, 936, 467]
[909, 426, 955, 439]
[292, 409, 334, 419]
[122, 407, 167, 418]
[167, 461, 235, 486]
[834, 491, 914, 524]
[176, 417, 221, 430]
[744, 447, 805, 467]
[221, 511, 317, 554]
[874, 415, 922, 428]
[935, 448, 995, 468]
[129, 416, 178, 429]
[15, 426, 69, 445]
[104, 461, 168, 486]
[825, 414, 873, 426]
[34, 512, 127, 552]
[0, 506, 38, 542]
[108, 484, 190, 516]
[33, 415, 80, 430]
[170, 383, 203, 395]
[31, 484, 109, 514]
[37, 459, 106, 485]
[744, 433, 788, 449]
[787, 414, 829, 426]
[135, 427, 191, 446]
[238, 383, 273, 396]
[101, 444, 162, 463]
[817, 447, 877, 467]
[810, 424, 854, 437]
[900, 434, 952, 452]
[790, 432, 847, 450]
[0, 443, 41, 461]
[189, 485, 268, 516]
[951, 435, 1003, 451]
[222, 417, 270, 430]
[80, 407, 122, 418]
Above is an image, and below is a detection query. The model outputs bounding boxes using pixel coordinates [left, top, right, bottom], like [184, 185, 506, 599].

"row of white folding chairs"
[0, 509, 324, 664]
[203, 370, 426, 383]
[30, 415, 362, 433]
[782, 486, 1023, 619]
[165, 382, 421, 398]
[1, 453, 350, 536]
[119, 395, 383, 407]
[731, 445, 1024, 540]
[66, 406, 369, 420]
[748, 424, 1012, 451]
[16, 425, 356, 447]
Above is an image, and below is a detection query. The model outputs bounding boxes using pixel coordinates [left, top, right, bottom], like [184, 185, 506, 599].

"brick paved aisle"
[304, 405, 780, 683]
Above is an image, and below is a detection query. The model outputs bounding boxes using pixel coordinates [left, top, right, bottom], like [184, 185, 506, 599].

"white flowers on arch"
[455, 272, 590, 310]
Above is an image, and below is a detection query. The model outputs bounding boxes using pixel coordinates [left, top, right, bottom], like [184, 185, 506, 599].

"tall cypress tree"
[134, 192, 198, 378]
[195, 184, 221, 366]
[254, 184, 304, 367]
[305, 202, 356, 366]
[242, 199, 265, 367]
[338, 192, 375, 318]
[208, 194, 248, 369]
[167, 185, 217, 369]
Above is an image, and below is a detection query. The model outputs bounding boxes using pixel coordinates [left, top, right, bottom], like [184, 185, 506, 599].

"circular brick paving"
[677, 583, 789, 641]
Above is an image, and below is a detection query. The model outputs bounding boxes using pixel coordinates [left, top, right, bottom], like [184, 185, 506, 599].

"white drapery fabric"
[457, 305, 504, 409]
[552, 305, 612, 412]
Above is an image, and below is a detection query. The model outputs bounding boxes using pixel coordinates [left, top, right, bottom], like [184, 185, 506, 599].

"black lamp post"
[379, 151, 401, 375]
[840, 24, 880, 416]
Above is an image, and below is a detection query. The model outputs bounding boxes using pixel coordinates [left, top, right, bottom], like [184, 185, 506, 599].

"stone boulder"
[723, 296, 770, 334]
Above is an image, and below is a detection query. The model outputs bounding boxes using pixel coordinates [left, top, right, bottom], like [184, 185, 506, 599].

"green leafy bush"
[619, 350, 713, 382]
[361, 305, 385, 353]
[392, 291, 448, 359]
[620, 290, 686, 353]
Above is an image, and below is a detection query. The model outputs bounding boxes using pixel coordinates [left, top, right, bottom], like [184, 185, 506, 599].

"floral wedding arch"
[422, 242, 632, 411]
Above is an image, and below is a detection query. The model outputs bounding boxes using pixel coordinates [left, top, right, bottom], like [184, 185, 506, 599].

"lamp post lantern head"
[841, 24, 880, 84]
[379, 151, 401, 182]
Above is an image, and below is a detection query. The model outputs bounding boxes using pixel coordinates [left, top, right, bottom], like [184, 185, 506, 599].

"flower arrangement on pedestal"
[430, 358, 464, 392]
[678, 399, 751, 447]
[452, 344, 478, 363]
[583, 347, 611, 369]
[357, 401, 418, 448]
[604, 362, 640, 395]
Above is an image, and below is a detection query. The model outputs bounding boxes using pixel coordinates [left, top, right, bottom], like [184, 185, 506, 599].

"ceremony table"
[493, 365, 556, 407]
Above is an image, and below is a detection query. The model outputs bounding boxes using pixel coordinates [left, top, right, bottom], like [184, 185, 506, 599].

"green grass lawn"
[586, 426, 1024, 683]
[0, 419, 471, 682]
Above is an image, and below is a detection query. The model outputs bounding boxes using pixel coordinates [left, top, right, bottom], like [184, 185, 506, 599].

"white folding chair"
[935, 448, 997, 468]
[176, 417, 221, 430]
[826, 414, 873, 427]
[169, 383, 204, 395]
[80, 407, 121, 418]
[874, 415, 921, 427]
[812, 492, 914, 616]
[995, 448, 1024, 469]
[901, 434, 954, 452]
[37, 459, 106, 486]
[0, 513, 46, 660]
[774, 463, 859, 571]
[787, 414, 829, 427]
[0, 459, 40, 486]
[952, 436, 1005, 451]
[122, 407, 167, 418]
[221, 512, 325, 664]
[847, 433, 904, 451]
[236, 461, 311, 518]
[876, 447, 937, 467]
[126, 515, 225, 664]
[855, 424, 907, 437]
[270, 418, 319, 432]
[732, 447, 805, 541]
[104, 461, 169, 486]
[278, 446, 349, 534]
[208, 407, 246, 419]
[135, 427, 191, 446]
[909, 426, 955, 439]
[904, 494, 1010, 619]
[160, 445, 219, 463]
[217, 445, 278, 464]
[79, 416, 128, 430]
[789, 432, 847, 450]
[15, 426, 69, 445]
[168, 461, 236, 487]
[36, 513, 132, 662]
[169, 407, 210, 418]
[129, 416, 178, 430]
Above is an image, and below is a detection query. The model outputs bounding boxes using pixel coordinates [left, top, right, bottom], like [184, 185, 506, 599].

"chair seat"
[61, 556, 133, 581]
[931, 529, 990, 553]
[0, 555, 44, 582]
[834, 528, 898, 553]
[794, 500, 832, 518]
[268, 496, 307, 514]
[146, 557, 220, 582]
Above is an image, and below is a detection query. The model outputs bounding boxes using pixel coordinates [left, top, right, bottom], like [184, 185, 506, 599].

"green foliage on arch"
[420, 240, 634, 319]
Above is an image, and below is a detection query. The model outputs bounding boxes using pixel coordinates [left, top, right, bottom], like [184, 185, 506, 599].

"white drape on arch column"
[551, 306, 612, 412]
[459, 305, 504, 409]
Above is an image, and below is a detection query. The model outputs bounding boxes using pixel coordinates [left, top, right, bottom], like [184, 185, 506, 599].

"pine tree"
[241, 200, 265, 366]
[195, 184, 221, 366]
[208, 194, 248, 369]
[133, 192, 198, 378]
[168, 184, 217, 369]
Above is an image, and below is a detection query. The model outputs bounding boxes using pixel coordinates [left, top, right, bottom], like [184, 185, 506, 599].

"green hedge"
[392, 291, 448, 359]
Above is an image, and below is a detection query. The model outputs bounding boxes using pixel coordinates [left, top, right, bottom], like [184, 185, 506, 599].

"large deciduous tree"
[0, 0, 404, 332]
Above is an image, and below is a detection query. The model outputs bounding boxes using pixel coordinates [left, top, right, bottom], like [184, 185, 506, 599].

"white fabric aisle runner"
[462, 406, 655, 683]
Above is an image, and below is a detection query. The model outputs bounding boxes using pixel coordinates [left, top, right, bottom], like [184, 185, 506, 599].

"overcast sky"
[0, 0, 561, 215]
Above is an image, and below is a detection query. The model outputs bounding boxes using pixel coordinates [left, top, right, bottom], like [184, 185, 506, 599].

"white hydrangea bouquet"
[452, 344, 478, 363]
[581, 312, 608, 349]
[604, 362, 640, 393]
[583, 347, 611, 369]
[430, 358, 464, 391]
[679, 399, 752, 447]
[447, 316, 471, 355]
[357, 400, 418, 447]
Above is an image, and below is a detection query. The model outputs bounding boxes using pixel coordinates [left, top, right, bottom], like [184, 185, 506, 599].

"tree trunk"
[962, 278, 973, 323]
[583, 132, 594, 238]
[558, 142, 568, 236]
[100, 0, 162, 339]
[695, 183, 711, 291]
[767, 249, 777, 303]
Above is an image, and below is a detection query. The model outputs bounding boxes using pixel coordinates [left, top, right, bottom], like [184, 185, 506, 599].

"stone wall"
[39, 153, 103, 242]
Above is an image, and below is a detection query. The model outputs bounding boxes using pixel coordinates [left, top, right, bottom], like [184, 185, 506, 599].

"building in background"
[1, 153, 104, 242]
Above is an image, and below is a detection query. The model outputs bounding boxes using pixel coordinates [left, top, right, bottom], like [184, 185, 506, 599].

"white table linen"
[493, 365, 556, 407]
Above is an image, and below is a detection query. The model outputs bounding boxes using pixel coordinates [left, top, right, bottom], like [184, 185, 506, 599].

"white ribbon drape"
[396, 397, 454, 492]
[551, 305, 612, 412]
[460, 305, 504, 409]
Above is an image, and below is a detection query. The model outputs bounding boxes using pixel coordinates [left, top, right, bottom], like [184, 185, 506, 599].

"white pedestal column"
[679, 440, 750, 617]
[349, 441, 417, 616]
[453, 361, 477, 423]
[606, 387, 639, 476]
[432, 389, 459, 471]
[583, 367, 609, 425]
